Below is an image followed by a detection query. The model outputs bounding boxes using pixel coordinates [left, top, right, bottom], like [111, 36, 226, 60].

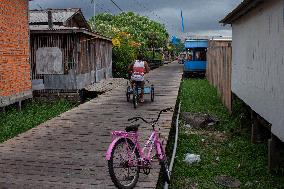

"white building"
[221, 0, 284, 169]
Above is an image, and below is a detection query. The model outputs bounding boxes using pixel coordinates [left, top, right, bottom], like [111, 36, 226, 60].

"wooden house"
[0, 0, 32, 109]
[221, 0, 284, 169]
[29, 9, 112, 94]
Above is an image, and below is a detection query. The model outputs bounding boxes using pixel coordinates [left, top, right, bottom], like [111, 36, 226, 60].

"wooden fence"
[206, 41, 232, 112]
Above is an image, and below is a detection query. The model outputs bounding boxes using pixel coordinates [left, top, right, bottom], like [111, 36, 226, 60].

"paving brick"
[0, 63, 182, 188]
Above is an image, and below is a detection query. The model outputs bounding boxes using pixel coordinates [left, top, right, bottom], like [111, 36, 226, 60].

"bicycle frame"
[105, 128, 165, 165]
[106, 108, 172, 188]
[143, 129, 165, 161]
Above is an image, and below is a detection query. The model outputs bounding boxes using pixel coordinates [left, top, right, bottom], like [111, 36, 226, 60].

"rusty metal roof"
[220, 0, 264, 24]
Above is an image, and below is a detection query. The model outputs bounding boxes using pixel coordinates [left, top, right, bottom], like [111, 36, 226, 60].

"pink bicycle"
[105, 108, 172, 189]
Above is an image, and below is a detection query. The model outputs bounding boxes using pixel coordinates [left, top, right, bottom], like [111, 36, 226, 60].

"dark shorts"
[131, 80, 145, 89]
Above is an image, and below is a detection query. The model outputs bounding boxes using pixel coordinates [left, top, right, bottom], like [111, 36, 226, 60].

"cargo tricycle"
[126, 80, 154, 108]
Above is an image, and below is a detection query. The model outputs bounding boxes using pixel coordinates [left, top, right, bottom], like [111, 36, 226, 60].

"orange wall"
[0, 0, 31, 97]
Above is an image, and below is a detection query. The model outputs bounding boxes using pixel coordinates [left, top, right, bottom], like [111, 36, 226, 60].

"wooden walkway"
[0, 62, 182, 189]
[85, 78, 128, 93]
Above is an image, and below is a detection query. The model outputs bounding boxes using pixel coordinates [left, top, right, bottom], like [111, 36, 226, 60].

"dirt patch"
[215, 175, 241, 188]
[181, 112, 219, 129]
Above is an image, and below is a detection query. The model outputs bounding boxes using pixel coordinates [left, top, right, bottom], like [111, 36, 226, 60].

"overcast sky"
[29, 0, 242, 39]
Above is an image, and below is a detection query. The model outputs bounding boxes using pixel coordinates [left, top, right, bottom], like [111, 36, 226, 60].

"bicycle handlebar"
[127, 107, 173, 124]
[128, 116, 149, 123]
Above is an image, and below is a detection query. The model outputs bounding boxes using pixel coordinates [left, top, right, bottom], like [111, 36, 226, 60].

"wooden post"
[251, 110, 261, 143]
[268, 134, 283, 171]
[17, 101, 22, 112]
[79, 89, 86, 103]
[251, 110, 270, 143]
[93, 0, 96, 30]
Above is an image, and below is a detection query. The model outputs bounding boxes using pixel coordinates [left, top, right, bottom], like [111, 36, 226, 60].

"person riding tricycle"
[128, 53, 151, 103]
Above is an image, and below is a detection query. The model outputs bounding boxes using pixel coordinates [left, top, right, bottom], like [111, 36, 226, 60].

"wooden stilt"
[268, 134, 283, 171]
[251, 111, 263, 143]
[251, 110, 270, 143]
[17, 101, 22, 111]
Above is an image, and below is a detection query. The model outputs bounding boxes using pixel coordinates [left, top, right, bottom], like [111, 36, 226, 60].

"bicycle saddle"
[125, 124, 140, 132]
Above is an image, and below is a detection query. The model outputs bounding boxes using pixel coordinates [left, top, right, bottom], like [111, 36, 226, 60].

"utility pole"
[92, 0, 96, 31]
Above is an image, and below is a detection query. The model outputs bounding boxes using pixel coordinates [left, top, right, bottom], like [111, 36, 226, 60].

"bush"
[89, 12, 169, 78]
[111, 33, 136, 78]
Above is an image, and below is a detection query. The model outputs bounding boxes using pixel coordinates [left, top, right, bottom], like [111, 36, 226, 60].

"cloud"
[29, 0, 242, 38]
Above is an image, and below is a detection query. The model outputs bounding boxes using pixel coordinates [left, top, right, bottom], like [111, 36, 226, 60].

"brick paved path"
[0, 62, 182, 189]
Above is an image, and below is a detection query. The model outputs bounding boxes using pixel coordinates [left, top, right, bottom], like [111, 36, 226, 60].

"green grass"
[168, 79, 284, 189]
[0, 100, 77, 143]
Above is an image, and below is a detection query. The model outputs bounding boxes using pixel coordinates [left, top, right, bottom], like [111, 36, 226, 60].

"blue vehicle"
[183, 39, 208, 76]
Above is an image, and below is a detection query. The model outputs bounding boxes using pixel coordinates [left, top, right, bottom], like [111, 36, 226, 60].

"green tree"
[89, 12, 169, 78]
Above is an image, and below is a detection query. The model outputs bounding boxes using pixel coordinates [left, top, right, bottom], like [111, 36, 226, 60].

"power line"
[84, 0, 111, 15]
[92, 3, 107, 14]
[97, 2, 113, 13]
[110, 0, 123, 12]
[96, 5, 107, 13]
[36, 3, 44, 10]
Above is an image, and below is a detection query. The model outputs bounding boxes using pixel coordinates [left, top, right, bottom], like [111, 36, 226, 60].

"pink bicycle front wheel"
[108, 138, 140, 189]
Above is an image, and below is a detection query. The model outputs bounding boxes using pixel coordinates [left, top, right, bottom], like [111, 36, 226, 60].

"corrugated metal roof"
[220, 0, 264, 24]
[30, 25, 112, 42]
[29, 8, 80, 24]
[30, 25, 79, 30]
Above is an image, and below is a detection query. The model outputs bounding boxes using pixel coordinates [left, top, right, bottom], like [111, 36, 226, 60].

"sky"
[29, 0, 243, 39]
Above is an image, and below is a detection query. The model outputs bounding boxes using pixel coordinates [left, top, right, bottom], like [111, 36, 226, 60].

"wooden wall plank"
[207, 41, 232, 112]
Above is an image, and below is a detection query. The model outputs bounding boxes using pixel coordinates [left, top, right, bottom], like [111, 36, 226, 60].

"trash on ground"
[184, 153, 201, 164]
[185, 124, 192, 129]
[215, 175, 241, 188]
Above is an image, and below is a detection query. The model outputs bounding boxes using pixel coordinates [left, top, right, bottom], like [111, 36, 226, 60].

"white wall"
[232, 0, 284, 141]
